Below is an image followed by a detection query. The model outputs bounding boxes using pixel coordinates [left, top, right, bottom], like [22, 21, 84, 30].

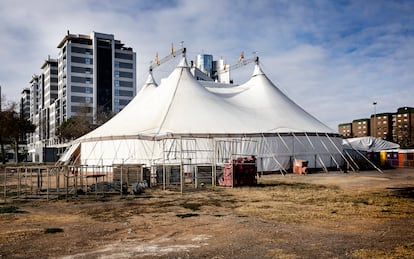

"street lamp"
[373, 101, 377, 138]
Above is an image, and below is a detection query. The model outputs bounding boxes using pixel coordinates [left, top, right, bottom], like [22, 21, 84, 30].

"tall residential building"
[56, 31, 136, 124]
[40, 57, 58, 142]
[351, 118, 370, 137]
[370, 112, 393, 141]
[393, 107, 414, 147]
[196, 54, 213, 77]
[338, 123, 352, 138]
[28, 75, 40, 152]
[20, 88, 30, 119]
[27, 31, 137, 162]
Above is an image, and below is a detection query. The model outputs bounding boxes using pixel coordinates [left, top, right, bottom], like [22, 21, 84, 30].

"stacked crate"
[293, 159, 308, 174]
[219, 156, 257, 187]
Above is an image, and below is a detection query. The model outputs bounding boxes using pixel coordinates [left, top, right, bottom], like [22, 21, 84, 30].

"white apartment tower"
[40, 57, 59, 142]
[56, 31, 136, 124]
[28, 31, 137, 162]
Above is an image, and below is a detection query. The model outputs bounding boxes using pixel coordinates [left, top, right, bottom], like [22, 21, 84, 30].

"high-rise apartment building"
[27, 31, 137, 162]
[339, 106, 414, 148]
[40, 57, 58, 142]
[393, 107, 414, 147]
[370, 112, 393, 141]
[28, 75, 40, 152]
[20, 88, 30, 119]
[56, 31, 136, 123]
[196, 54, 213, 76]
[338, 123, 352, 138]
[351, 118, 370, 137]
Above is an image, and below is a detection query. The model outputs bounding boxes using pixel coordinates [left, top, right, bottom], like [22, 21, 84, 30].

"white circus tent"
[60, 55, 344, 173]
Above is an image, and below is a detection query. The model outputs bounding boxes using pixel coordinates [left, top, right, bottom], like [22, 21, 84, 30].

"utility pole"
[373, 101, 377, 138]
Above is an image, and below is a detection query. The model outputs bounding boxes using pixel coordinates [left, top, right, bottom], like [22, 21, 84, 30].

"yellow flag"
[238, 51, 244, 63]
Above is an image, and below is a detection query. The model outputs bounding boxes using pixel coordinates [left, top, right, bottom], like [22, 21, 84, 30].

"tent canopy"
[75, 57, 334, 144]
[343, 137, 400, 152]
[59, 55, 342, 171]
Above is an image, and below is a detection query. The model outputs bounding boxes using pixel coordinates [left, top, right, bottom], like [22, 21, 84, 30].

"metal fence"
[1, 161, 251, 202]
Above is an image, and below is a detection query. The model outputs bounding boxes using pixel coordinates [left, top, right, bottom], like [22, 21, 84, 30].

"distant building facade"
[393, 107, 414, 147]
[20, 88, 30, 119]
[338, 123, 352, 138]
[196, 54, 213, 77]
[371, 112, 393, 141]
[339, 106, 414, 148]
[27, 31, 137, 162]
[351, 118, 370, 137]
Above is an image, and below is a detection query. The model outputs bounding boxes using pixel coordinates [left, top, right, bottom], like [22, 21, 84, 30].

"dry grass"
[1, 170, 414, 258]
[352, 243, 414, 258]
[227, 178, 414, 226]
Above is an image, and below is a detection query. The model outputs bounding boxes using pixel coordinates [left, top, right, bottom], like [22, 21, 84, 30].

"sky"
[0, 0, 413, 130]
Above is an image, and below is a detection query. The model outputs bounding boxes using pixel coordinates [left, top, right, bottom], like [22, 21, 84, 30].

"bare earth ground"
[1, 168, 414, 258]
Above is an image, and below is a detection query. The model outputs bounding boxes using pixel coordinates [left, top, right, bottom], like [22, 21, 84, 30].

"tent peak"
[252, 64, 265, 77]
[177, 57, 189, 68]
[144, 71, 158, 86]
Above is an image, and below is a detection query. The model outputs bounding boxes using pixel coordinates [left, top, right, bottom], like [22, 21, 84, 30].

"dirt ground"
[1, 168, 414, 258]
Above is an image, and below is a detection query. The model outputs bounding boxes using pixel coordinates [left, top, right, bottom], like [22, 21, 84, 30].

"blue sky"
[0, 0, 413, 130]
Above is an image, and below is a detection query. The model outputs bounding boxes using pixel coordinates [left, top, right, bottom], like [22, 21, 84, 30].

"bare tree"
[57, 103, 114, 142]
[0, 101, 35, 164]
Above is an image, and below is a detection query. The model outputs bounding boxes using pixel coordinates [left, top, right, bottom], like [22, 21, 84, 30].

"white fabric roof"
[77, 57, 334, 143]
[343, 137, 400, 152]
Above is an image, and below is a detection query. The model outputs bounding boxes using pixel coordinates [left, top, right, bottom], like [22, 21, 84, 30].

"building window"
[85, 58, 90, 65]
[115, 61, 119, 68]
[115, 89, 119, 96]
[115, 80, 120, 87]
[85, 97, 91, 103]
[115, 71, 120, 78]
[85, 88, 91, 94]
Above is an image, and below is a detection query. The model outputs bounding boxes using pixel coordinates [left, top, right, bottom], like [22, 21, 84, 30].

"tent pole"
[316, 133, 342, 172]
[343, 139, 384, 174]
[277, 132, 291, 152]
[325, 133, 357, 173]
[180, 137, 183, 194]
[343, 149, 360, 172]
[230, 139, 233, 188]
[212, 138, 216, 187]
[304, 133, 328, 173]
[261, 133, 287, 175]
[163, 139, 166, 191]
